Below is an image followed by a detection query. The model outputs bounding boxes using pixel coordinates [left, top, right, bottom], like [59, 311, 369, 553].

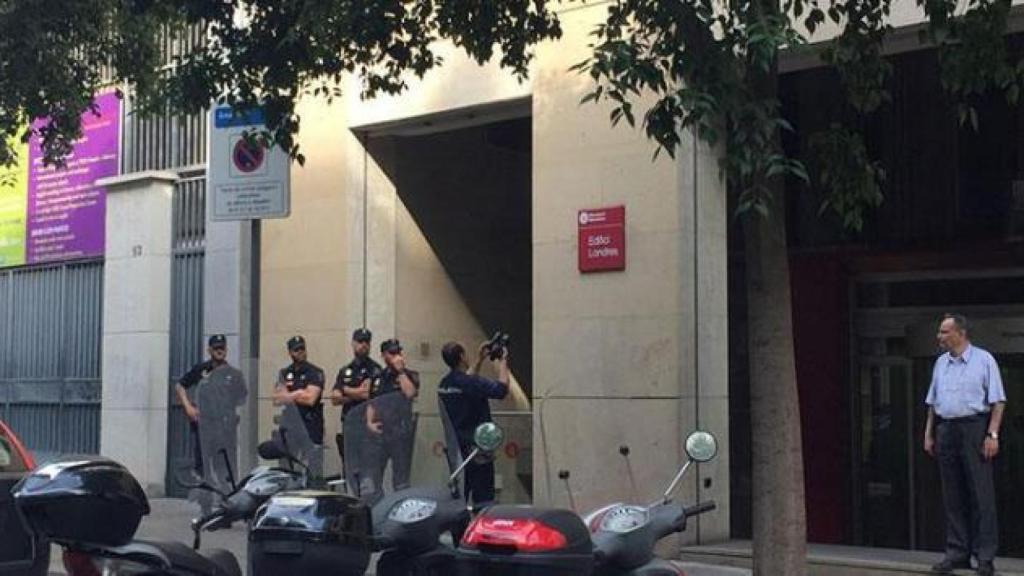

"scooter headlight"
[387, 498, 438, 524]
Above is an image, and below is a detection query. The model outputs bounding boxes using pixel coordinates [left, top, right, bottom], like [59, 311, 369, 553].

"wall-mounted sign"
[208, 106, 290, 221]
[578, 205, 626, 273]
[0, 91, 120, 269]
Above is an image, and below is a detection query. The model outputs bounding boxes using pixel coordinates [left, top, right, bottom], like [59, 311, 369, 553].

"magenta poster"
[26, 92, 120, 264]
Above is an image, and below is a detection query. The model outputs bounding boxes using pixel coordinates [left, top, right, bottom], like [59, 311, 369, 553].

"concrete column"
[97, 170, 176, 495]
[204, 219, 258, 472]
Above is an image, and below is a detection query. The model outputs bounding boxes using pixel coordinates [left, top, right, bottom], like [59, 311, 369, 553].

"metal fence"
[165, 175, 207, 496]
[0, 262, 104, 460]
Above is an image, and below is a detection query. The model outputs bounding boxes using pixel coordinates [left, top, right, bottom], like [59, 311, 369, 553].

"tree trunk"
[744, 200, 808, 575]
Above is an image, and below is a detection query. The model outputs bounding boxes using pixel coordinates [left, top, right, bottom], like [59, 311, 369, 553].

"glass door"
[856, 359, 914, 548]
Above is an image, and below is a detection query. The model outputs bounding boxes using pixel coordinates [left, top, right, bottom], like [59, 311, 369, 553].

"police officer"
[365, 338, 419, 495]
[330, 328, 382, 418]
[273, 335, 326, 481]
[330, 327, 382, 475]
[437, 340, 510, 508]
[175, 334, 231, 475]
[174, 334, 247, 512]
[924, 314, 1006, 576]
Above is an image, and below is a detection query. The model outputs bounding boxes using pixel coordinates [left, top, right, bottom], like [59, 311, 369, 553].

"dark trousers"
[464, 457, 496, 509]
[936, 415, 998, 563]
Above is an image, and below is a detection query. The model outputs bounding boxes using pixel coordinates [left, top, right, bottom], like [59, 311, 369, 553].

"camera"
[483, 331, 511, 361]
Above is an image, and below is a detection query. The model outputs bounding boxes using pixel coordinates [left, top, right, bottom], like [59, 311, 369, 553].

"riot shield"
[342, 392, 417, 505]
[276, 402, 318, 479]
[194, 364, 247, 513]
[437, 395, 463, 476]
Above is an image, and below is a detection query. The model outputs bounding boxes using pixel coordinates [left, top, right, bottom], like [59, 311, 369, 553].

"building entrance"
[357, 101, 533, 503]
[852, 273, 1024, 556]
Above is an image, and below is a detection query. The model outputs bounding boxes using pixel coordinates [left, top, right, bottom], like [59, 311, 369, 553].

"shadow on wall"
[365, 118, 534, 396]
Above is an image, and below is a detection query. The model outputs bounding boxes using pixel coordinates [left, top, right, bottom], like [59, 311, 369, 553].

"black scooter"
[371, 422, 506, 576]
[181, 432, 308, 549]
[12, 457, 242, 576]
[457, 430, 719, 576]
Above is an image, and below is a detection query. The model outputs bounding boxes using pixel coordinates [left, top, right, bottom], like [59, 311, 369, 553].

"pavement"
[47, 498, 747, 576]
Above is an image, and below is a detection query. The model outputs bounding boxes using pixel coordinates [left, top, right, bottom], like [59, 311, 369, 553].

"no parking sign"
[208, 106, 290, 221]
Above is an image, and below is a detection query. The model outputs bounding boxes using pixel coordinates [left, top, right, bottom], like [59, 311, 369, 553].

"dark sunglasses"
[211, 346, 226, 352]
[291, 346, 306, 353]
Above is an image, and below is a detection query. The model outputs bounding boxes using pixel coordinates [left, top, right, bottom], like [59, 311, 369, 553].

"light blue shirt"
[925, 344, 1007, 418]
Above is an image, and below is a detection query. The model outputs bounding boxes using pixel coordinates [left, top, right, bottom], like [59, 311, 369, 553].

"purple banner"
[26, 92, 120, 264]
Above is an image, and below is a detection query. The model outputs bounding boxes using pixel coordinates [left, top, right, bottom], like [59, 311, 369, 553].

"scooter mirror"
[685, 431, 718, 463]
[473, 422, 505, 453]
[257, 439, 290, 461]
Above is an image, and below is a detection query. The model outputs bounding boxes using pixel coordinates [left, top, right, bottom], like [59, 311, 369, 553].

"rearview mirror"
[685, 431, 718, 463]
[473, 422, 505, 453]
[258, 439, 290, 461]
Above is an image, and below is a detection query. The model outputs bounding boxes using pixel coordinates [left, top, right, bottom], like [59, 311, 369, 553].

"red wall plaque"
[578, 205, 626, 272]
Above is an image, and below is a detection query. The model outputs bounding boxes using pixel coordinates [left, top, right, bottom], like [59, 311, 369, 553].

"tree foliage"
[574, 0, 1022, 230]
[0, 0, 561, 167]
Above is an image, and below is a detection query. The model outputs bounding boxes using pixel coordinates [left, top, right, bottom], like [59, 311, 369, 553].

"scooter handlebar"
[684, 501, 717, 518]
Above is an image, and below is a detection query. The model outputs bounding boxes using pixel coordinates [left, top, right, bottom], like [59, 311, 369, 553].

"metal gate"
[165, 176, 207, 497]
[0, 261, 103, 462]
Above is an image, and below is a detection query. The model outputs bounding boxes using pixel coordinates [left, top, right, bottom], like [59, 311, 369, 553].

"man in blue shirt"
[438, 340, 510, 508]
[924, 314, 1007, 576]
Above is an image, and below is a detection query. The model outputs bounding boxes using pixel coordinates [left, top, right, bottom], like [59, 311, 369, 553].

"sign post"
[578, 205, 626, 273]
[208, 107, 290, 221]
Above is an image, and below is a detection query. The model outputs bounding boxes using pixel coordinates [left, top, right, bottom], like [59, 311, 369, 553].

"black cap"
[380, 338, 402, 354]
[352, 328, 372, 343]
[208, 334, 227, 348]
[287, 335, 306, 351]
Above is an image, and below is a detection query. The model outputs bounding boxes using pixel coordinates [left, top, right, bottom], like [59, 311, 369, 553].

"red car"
[0, 420, 49, 576]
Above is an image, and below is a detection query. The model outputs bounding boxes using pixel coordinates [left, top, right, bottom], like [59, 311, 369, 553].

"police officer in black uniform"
[365, 338, 420, 495]
[331, 328, 382, 417]
[437, 340, 510, 508]
[175, 334, 231, 476]
[273, 335, 326, 480]
[330, 328, 382, 469]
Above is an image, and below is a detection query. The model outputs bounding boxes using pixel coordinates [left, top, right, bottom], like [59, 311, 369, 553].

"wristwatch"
[987, 431, 999, 440]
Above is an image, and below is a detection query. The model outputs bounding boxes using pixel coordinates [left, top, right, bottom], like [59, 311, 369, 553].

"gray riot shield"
[438, 395, 463, 476]
[342, 392, 416, 505]
[277, 403, 318, 479]
[194, 365, 247, 513]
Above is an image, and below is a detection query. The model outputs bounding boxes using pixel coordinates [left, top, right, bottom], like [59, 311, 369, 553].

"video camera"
[483, 330, 511, 361]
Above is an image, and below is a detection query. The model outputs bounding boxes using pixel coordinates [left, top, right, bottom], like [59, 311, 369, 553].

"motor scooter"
[12, 457, 242, 576]
[371, 421, 506, 576]
[181, 431, 307, 549]
[456, 430, 720, 576]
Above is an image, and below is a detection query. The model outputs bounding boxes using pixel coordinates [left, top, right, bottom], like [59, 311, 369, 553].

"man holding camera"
[437, 338, 510, 508]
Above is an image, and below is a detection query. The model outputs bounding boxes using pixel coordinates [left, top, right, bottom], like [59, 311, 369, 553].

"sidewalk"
[682, 540, 1024, 576]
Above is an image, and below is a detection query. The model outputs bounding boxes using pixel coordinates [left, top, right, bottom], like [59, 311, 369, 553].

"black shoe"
[932, 558, 971, 574]
[976, 561, 995, 576]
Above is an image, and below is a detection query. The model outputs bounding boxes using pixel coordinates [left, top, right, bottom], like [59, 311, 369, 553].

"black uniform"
[438, 370, 508, 506]
[334, 356, 383, 417]
[278, 361, 326, 445]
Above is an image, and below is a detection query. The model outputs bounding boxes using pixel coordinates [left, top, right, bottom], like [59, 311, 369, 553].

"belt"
[935, 413, 989, 425]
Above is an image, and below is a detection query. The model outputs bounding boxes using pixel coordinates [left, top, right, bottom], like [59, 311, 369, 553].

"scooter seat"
[102, 540, 241, 576]
[200, 548, 243, 576]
